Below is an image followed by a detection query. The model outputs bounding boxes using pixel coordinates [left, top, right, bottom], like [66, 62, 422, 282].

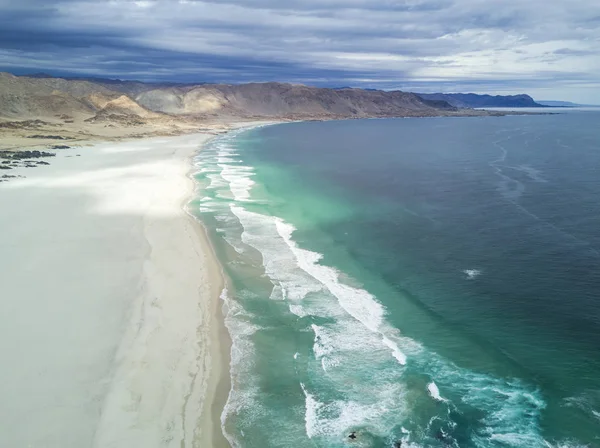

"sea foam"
[229, 204, 415, 441]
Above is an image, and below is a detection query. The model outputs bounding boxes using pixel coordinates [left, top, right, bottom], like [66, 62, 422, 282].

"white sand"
[0, 134, 227, 447]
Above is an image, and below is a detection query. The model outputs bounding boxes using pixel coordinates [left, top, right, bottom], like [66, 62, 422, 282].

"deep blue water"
[193, 112, 600, 447]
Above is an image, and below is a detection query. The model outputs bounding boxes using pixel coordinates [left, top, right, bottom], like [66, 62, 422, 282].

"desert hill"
[0, 72, 464, 122]
[0, 72, 503, 151]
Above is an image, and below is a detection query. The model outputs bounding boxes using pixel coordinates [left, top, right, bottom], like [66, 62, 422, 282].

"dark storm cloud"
[0, 0, 599, 100]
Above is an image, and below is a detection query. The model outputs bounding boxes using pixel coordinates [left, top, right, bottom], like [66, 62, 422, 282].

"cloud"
[0, 0, 599, 101]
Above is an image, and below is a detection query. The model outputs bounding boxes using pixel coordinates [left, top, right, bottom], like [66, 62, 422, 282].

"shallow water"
[191, 113, 600, 447]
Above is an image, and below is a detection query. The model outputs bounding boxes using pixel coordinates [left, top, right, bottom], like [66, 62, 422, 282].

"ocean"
[191, 112, 600, 447]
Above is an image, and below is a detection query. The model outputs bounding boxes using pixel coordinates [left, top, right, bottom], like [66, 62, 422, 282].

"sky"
[1, 0, 599, 102]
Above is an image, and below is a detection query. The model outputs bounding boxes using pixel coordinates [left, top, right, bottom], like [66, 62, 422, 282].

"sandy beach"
[0, 133, 230, 447]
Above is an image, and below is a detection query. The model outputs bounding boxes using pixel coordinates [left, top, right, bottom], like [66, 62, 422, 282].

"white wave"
[275, 219, 385, 333]
[300, 384, 320, 439]
[463, 269, 481, 280]
[217, 156, 238, 164]
[195, 167, 220, 174]
[218, 164, 255, 202]
[300, 383, 395, 441]
[229, 204, 417, 441]
[432, 363, 548, 447]
[311, 324, 336, 363]
[289, 304, 308, 317]
[230, 205, 323, 302]
[321, 357, 341, 371]
[205, 173, 228, 190]
[311, 321, 409, 377]
[427, 381, 446, 402]
[219, 288, 268, 448]
[269, 284, 283, 301]
[219, 289, 261, 366]
[382, 336, 407, 365]
[221, 235, 246, 255]
[311, 323, 361, 372]
[273, 217, 421, 368]
[197, 199, 221, 214]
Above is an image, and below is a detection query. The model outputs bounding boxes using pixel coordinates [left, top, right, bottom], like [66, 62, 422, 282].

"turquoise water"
[191, 114, 600, 447]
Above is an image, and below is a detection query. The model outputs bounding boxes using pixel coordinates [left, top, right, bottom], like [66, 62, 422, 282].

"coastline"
[184, 140, 231, 448]
[185, 120, 283, 447]
[182, 191, 230, 448]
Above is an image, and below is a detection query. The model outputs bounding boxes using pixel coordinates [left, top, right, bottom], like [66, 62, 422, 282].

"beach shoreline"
[0, 128, 252, 447]
[184, 147, 231, 448]
[183, 203, 231, 448]
[185, 120, 283, 447]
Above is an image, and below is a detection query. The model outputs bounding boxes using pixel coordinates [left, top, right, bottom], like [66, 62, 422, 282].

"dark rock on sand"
[1, 150, 55, 160]
[27, 134, 66, 140]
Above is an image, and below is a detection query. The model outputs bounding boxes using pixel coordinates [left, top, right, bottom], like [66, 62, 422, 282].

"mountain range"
[1, 72, 542, 151]
[0, 72, 468, 122]
[416, 93, 544, 108]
